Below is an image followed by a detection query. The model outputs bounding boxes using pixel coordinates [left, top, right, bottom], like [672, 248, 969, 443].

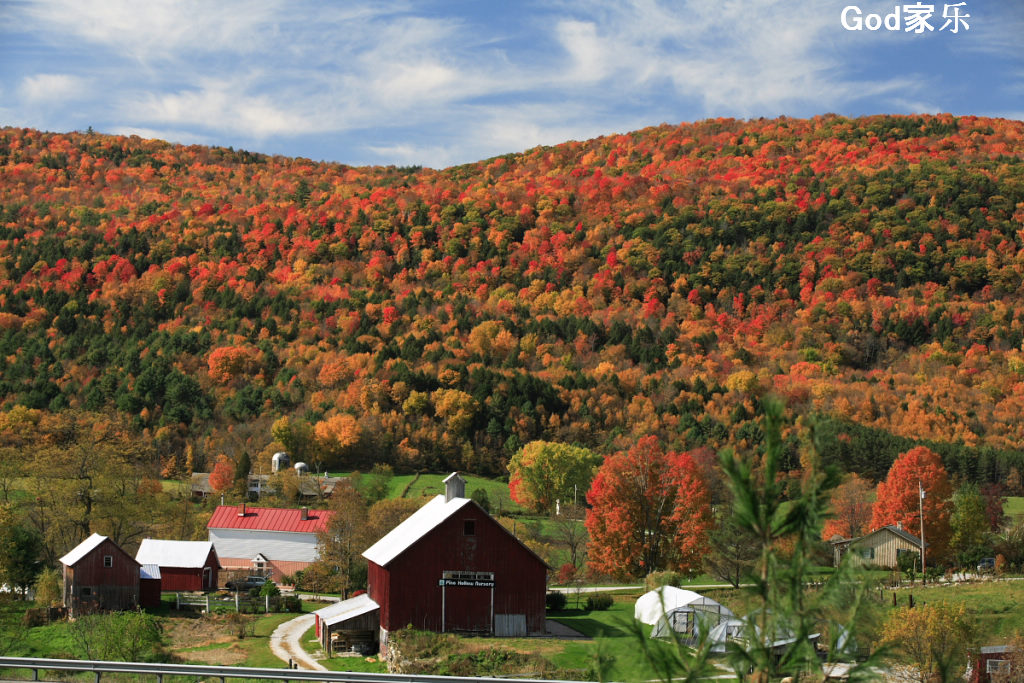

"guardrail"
[0, 657, 591, 683]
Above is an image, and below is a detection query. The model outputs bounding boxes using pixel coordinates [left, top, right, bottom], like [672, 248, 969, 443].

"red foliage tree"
[822, 473, 874, 540]
[585, 436, 711, 579]
[870, 446, 953, 563]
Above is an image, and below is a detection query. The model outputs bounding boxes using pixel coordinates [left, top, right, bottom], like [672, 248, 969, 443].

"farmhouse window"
[987, 660, 1010, 675]
[464, 519, 475, 536]
[103, 555, 113, 567]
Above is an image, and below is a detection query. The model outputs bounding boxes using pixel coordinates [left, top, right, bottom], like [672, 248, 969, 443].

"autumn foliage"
[208, 454, 234, 492]
[822, 473, 874, 541]
[871, 446, 953, 561]
[585, 436, 711, 579]
[1, 116, 1024, 483]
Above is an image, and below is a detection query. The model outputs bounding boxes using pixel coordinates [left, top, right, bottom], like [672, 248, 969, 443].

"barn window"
[464, 519, 475, 536]
[81, 587, 92, 596]
[103, 555, 113, 568]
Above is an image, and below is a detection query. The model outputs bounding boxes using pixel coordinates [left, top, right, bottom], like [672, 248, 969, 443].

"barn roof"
[362, 494, 472, 566]
[59, 533, 109, 566]
[315, 593, 380, 627]
[136, 539, 218, 569]
[207, 505, 332, 533]
[140, 564, 162, 580]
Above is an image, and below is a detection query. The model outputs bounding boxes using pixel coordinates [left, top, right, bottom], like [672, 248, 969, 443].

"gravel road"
[269, 613, 326, 671]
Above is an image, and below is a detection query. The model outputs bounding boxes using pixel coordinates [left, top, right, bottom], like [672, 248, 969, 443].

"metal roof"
[136, 539, 217, 569]
[362, 495, 471, 566]
[320, 594, 380, 628]
[207, 505, 332, 533]
[140, 564, 162, 580]
[59, 533, 109, 566]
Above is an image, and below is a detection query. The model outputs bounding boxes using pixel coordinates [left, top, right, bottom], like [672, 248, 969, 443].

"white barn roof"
[362, 494, 471, 566]
[319, 593, 380, 627]
[59, 533, 108, 567]
[136, 539, 217, 569]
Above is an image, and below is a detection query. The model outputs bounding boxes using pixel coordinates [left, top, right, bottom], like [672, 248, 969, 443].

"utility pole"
[918, 480, 926, 575]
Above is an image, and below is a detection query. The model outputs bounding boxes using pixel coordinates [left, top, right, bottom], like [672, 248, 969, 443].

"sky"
[1, 0, 1021, 169]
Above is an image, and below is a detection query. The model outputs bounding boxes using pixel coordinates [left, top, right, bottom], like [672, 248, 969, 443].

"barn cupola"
[443, 472, 466, 502]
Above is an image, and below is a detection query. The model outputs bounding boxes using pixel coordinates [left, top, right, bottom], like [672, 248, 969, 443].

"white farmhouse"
[207, 504, 332, 582]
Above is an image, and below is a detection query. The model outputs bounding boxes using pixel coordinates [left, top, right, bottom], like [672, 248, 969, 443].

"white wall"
[209, 528, 320, 563]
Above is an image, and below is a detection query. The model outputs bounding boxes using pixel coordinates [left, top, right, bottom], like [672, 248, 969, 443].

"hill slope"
[1, 115, 1023, 481]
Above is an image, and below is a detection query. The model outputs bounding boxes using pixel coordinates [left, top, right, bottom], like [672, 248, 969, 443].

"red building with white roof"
[207, 504, 332, 583]
[314, 473, 547, 653]
[135, 539, 220, 591]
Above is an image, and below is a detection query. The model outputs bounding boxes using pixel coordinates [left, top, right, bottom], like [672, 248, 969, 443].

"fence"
[0, 657, 592, 683]
[174, 592, 294, 614]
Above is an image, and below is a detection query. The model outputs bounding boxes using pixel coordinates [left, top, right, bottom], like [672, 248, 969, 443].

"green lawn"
[547, 594, 712, 681]
[1006, 496, 1024, 521]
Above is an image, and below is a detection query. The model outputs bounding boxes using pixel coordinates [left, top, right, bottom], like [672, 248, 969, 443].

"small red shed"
[363, 473, 548, 652]
[135, 539, 220, 591]
[59, 533, 140, 617]
[970, 645, 1016, 682]
[139, 564, 162, 608]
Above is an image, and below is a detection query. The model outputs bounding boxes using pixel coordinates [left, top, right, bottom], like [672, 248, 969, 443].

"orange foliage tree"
[208, 454, 235, 492]
[585, 436, 711, 579]
[822, 473, 874, 540]
[870, 446, 953, 562]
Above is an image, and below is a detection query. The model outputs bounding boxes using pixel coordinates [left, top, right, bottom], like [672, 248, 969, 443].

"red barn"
[361, 473, 547, 651]
[59, 533, 140, 617]
[135, 539, 221, 591]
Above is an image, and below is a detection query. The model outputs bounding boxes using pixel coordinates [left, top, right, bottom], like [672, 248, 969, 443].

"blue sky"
[1, 0, 1021, 168]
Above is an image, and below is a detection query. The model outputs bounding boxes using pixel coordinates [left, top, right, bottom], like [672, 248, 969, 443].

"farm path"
[269, 613, 326, 671]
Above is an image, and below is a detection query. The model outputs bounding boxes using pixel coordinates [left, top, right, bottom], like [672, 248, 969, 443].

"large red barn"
[135, 539, 220, 591]
[360, 473, 547, 651]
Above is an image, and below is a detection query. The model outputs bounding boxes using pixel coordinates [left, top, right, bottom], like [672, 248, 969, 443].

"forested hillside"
[2, 114, 1023, 485]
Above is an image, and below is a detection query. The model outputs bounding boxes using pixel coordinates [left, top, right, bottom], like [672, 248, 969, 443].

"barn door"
[441, 571, 494, 633]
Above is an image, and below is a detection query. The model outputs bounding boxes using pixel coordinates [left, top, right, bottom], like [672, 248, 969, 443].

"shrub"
[546, 591, 567, 610]
[471, 488, 491, 513]
[644, 570, 682, 591]
[585, 594, 613, 611]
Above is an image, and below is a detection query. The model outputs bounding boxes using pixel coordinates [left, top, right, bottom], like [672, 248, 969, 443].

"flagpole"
[918, 480, 926, 575]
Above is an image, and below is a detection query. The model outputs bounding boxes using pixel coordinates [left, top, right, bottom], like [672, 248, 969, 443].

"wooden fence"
[174, 592, 290, 613]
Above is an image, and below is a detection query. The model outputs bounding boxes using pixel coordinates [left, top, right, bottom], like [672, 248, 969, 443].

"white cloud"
[17, 0, 283, 62]
[127, 79, 318, 138]
[19, 73, 89, 103]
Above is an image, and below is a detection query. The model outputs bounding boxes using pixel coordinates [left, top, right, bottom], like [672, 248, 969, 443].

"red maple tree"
[870, 446, 952, 562]
[585, 436, 711, 579]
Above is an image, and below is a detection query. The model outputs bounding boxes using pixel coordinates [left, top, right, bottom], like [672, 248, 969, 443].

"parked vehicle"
[977, 557, 996, 573]
[226, 576, 268, 591]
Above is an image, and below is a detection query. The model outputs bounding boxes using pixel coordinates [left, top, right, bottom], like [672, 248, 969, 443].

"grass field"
[883, 579, 1024, 641]
[1006, 496, 1024, 521]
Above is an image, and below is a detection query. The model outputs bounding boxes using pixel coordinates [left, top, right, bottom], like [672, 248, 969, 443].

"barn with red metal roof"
[207, 503, 332, 583]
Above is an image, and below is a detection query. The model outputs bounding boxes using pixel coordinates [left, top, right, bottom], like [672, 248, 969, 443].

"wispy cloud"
[19, 73, 89, 103]
[2, 0, 1018, 166]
